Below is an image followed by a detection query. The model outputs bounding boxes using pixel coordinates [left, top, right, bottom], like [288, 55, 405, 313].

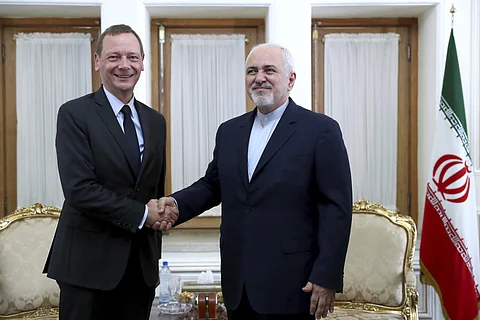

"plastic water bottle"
[159, 261, 171, 304]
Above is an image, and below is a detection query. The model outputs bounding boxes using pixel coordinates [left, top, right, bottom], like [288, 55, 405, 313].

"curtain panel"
[324, 33, 399, 209]
[16, 32, 92, 208]
[170, 34, 246, 216]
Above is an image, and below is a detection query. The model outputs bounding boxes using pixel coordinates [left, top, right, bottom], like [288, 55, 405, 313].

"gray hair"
[246, 43, 295, 75]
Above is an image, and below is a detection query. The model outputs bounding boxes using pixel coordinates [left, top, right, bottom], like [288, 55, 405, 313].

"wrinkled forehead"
[246, 46, 283, 69]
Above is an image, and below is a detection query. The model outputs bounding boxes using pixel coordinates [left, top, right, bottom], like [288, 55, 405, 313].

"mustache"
[251, 84, 273, 90]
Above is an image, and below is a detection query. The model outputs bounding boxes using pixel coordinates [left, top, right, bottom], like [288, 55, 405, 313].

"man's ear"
[94, 53, 100, 72]
[288, 72, 296, 91]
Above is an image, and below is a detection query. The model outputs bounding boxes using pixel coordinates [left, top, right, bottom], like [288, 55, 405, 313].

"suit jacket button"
[245, 206, 252, 213]
[135, 186, 140, 192]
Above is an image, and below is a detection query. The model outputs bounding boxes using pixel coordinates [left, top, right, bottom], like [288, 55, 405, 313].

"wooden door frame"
[150, 19, 265, 228]
[0, 18, 100, 217]
[312, 18, 418, 224]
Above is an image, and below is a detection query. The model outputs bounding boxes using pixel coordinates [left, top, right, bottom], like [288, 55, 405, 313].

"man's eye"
[129, 56, 139, 61]
[108, 56, 118, 61]
[247, 70, 256, 75]
[266, 69, 275, 74]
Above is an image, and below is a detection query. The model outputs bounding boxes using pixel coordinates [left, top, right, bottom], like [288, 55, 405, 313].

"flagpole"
[450, 3, 456, 29]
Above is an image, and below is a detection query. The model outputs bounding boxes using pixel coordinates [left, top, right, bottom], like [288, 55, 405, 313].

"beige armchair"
[0, 203, 60, 320]
[329, 200, 418, 320]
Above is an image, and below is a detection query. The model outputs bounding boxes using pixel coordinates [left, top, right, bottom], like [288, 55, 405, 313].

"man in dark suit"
[161, 43, 352, 319]
[43, 24, 178, 320]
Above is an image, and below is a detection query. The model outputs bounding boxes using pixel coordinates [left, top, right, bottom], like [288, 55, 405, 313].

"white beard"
[251, 90, 274, 107]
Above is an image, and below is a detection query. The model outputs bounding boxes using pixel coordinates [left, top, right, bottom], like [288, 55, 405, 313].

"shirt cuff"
[138, 205, 148, 229]
[171, 196, 178, 208]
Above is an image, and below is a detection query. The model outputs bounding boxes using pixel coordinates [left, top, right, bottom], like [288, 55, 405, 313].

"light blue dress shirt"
[247, 99, 289, 181]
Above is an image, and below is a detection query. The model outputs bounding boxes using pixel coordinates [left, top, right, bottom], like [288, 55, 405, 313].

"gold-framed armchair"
[329, 200, 418, 320]
[0, 203, 60, 320]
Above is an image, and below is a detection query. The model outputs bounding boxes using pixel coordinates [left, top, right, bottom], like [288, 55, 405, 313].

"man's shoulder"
[134, 99, 149, 109]
[293, 103, 339, 127]
[135, 100, 166, 122]
[59, 91, 97, 113]
[221, 111, 252, 128]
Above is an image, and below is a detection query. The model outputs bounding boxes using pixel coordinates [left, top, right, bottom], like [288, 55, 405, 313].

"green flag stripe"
[440, 96, 472, 161]
[442, 29, 468, 138]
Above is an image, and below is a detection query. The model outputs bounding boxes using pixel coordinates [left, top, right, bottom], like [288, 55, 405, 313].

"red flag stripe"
[421, 197, 480, 320]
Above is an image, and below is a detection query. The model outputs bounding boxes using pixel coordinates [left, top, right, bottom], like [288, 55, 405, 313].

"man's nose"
[118, 56, 130, 69]
[254, 71, 266, 83]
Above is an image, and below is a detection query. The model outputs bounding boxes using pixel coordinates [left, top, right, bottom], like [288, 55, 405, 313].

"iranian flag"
[420, 29, 480, 319]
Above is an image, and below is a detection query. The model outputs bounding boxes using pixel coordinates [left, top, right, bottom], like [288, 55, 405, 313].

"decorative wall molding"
[310, 0, 441, 5]
[143, 0, 273, 6]
[160, 229, 221, 283]
[0, 0, 101, 5]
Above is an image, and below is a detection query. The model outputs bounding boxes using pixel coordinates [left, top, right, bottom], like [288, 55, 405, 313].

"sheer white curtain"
[170, 34, 246, 216]
[16, 32, 92, 208]
[324, 33, 399, 209]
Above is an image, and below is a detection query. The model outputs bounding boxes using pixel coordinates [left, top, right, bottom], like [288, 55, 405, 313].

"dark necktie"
[121, 105, 140, 176]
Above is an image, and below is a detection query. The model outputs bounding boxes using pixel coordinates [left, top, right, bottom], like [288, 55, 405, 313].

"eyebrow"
[263, 64, 277, 69]
[106, 50, 140, 56]
[246, 64, 278, 70]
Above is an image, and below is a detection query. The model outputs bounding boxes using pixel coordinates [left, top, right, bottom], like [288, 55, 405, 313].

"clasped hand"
[145, 197, 179, 230]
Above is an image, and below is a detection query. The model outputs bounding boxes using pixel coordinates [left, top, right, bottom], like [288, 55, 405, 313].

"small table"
[150, 298, 228, 320]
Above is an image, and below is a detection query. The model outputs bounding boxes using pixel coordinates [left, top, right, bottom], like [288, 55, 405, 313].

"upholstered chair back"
[329, 200, 418, 320]
[0, 203, 60, 319]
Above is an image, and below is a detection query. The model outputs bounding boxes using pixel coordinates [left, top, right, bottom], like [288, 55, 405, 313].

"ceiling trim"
[0, 1, 100, 5]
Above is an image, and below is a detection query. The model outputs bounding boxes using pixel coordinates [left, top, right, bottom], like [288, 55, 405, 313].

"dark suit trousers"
[58, 239, 155, 320]
[227, 286, 314, 320]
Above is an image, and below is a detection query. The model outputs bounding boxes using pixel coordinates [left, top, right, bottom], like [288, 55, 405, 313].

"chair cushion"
[335, 213, 407, 307]
[0, 217, 59, 315]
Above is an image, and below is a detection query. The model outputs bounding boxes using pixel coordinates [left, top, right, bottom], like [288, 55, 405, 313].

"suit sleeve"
[171, 124, 223, 225]
[310, 119, 352, 292]
[56, 104, 145, 230]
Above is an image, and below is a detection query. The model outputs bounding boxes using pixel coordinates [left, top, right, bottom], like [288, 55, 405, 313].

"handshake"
[145, 197, 179, 231]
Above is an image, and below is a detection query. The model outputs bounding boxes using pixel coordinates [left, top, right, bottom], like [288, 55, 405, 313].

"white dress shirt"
[247, 99, 289, 181]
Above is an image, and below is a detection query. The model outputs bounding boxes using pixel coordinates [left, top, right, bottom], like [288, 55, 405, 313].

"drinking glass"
[169, 274, 182, 303]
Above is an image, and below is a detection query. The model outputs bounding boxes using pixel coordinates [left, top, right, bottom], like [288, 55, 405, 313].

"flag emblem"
[432, 154, 471, 203]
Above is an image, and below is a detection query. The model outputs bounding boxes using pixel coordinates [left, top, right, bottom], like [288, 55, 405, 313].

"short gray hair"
[246, 43, 295, 75]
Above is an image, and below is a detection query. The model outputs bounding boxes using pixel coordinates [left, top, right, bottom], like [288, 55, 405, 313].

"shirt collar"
[256, 98, 289, 127]
[103, 86, 136, 118]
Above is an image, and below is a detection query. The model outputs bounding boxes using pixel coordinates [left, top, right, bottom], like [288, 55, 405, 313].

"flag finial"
[450, 4, 456, 28]
[450, 3, 456, 15]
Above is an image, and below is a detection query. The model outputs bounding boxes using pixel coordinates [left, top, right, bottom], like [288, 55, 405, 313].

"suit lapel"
[237, 111, 256, 189]
[251, 100, 297, 181]
[135, 100, 150, 181]
[94, 88, 137, 177]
